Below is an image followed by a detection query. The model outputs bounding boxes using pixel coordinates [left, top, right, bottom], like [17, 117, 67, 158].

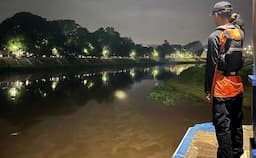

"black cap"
[210, 1, 233, 16]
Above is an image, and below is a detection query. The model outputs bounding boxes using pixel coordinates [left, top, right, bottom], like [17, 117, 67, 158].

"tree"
[156, 40, 174, 59]
[5, 35, 27, 57]
[183, 41, 204, 56]
[135, 44, 152, 57]
[0, 11, 194, 60]
[119, 37, 135, 57]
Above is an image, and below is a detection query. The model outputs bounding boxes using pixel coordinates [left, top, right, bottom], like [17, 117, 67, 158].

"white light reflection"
[9, 88, 17, 97]
[83, 80, 88, 86]
[25, 80, 30, 86]
[114, 90, 127, 100]
[102, 72, 109, 84]
[51, 77, 59, 91]
[51, 81, 58, 91]
[130, 69, 136, 78]
[87, 81, 94, 89]
[8, 87, 20, 102]
[15, 80, 23, 88]
[152, 68, 159, 79]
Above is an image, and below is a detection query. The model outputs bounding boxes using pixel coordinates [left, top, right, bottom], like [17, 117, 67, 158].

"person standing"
[205, 1, 245, 158]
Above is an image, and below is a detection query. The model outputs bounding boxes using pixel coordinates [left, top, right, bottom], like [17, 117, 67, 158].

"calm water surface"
[0, 64, 251, 158]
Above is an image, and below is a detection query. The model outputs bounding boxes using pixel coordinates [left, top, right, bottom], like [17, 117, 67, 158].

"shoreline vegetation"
[0, 57, 161, 73]
[148, 63, 253, 108]
[0, 56, 206, 73]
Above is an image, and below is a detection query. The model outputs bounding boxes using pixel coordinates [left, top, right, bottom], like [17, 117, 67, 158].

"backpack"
[217, 25, 244, 74]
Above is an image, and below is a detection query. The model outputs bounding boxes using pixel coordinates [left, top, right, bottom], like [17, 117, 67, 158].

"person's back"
[205, 1, 245, 158]
[205, 24, 244, 98]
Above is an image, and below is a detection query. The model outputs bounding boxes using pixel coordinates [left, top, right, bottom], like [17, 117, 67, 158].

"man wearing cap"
[205, 1, 245, 158]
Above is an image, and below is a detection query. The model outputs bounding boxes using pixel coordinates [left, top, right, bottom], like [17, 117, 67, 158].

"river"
[0, 64, 251, 158]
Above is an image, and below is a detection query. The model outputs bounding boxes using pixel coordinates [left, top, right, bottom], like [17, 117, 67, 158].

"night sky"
[0, 0, 252, 45]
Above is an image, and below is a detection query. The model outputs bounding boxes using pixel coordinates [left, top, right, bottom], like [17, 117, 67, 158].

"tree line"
[0, 12, 204, 59]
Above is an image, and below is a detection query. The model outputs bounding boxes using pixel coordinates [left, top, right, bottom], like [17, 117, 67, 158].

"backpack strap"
[216, 24, 243, 54]
[216, 25, 229, 54]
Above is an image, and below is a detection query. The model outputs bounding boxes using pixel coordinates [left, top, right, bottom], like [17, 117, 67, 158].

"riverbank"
[148, 65, 253, 108]
[0, 57, 163, 73]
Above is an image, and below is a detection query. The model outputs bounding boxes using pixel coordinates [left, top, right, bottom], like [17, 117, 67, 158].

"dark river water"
[0, 64, 251, 158]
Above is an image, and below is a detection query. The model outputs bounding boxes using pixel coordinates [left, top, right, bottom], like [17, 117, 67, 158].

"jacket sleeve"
[204, 34, 219, 95]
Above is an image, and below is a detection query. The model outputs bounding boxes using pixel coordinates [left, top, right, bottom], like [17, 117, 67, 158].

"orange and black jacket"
[205, 24, 244, 98]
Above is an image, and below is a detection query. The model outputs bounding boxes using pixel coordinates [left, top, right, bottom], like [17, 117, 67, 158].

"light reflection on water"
[0, 64, 196, 111]
[1, 64, 250, 158]
[114, 90, 127, 100]
[168, 64, 196, 75]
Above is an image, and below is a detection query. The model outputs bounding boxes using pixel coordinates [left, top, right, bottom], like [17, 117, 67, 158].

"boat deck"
[173, 123, 253, 158]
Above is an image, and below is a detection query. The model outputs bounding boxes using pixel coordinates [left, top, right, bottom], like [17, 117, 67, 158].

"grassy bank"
[148, 65, 252, 108]
[0, 57, 162, 73]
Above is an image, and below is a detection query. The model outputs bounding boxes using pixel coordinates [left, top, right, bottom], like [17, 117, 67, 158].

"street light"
[7, 37, 26, 58]
[102, 46, 110, 58]
[152, 49, 159, 58]
[83, 48, 89, 55]
[129, 50, 136, 59]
